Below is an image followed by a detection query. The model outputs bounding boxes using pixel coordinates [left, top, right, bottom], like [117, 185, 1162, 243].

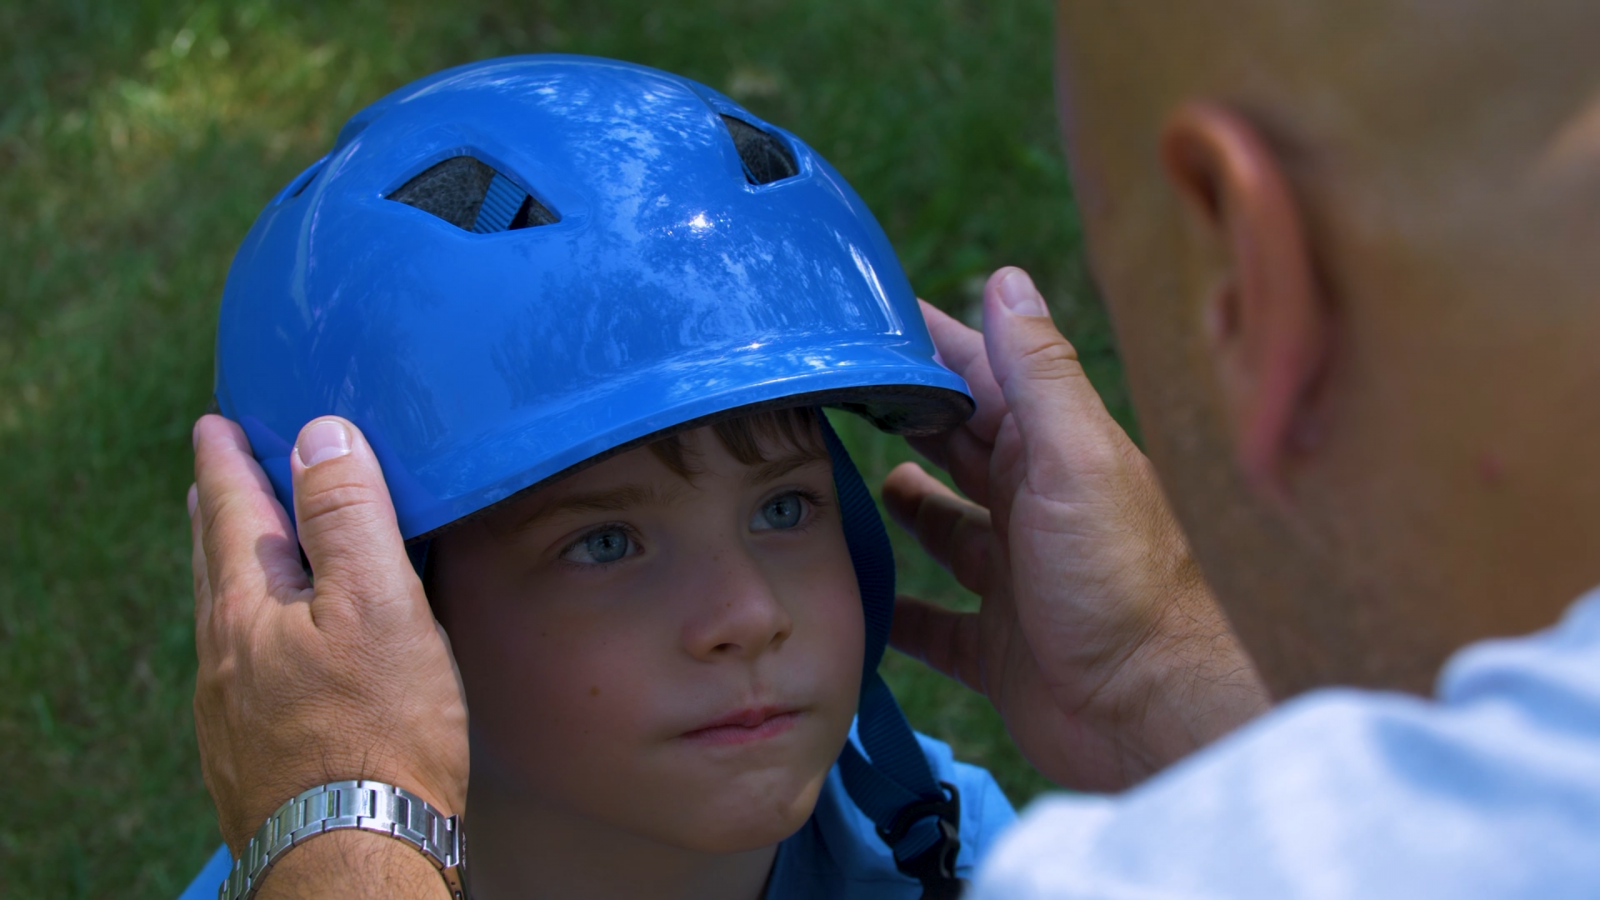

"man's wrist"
[1122, 590, 1272, 774]
[252, 830, 451, 900]
[221, 780, 467, 900]
[220, 763, 464, 854]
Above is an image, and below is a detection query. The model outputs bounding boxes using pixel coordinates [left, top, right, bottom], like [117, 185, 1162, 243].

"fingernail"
[187, 484, 198, 517]
[997, 268, 1049, 317]
[296, 419, 351, 468]
[192, 419, 202, 451]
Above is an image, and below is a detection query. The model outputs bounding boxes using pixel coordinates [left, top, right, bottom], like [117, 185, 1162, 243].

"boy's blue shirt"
[766, 729, 1017, 899]
[178, 730, 1016, 900]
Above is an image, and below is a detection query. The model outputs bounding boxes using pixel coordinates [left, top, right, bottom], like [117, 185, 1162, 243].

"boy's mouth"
[681, 705, 804, 746]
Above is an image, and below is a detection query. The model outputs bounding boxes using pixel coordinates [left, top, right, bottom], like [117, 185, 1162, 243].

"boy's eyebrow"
[497, 449, 830, 536]
[745, 448, 831, 486]
[499, 483, 674, 535]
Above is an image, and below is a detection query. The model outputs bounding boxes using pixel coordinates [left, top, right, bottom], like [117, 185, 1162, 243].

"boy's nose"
[680, 549, 795, 661]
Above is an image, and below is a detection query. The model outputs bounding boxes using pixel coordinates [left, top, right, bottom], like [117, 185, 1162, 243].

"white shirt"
[971, 587, 1600, 899]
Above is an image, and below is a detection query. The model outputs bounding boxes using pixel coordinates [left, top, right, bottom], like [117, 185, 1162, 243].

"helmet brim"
[392, 348, 972, 541]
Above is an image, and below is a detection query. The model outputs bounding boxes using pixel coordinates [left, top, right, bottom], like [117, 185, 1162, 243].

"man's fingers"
[290, 417, 420, 623]
[920, 299, 1009, 443]
[882, 461, 994, 597]
[906, 424, 995, 509]
[936, 427, 997, 509]
[903, 432, 949, 473]
[889, 595, 985, 695]
[193, 414, 306, 623]
[189, 483, 215, 633]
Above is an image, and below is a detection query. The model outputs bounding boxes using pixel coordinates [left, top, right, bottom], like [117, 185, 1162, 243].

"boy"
[183, 55, 1014, 899]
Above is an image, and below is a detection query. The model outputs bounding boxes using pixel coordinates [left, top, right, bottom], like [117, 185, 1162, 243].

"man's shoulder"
[969, 588, 1600, 900]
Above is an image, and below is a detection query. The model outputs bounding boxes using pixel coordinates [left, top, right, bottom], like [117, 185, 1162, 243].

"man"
[941, 2, 1600, 893]
[189, 1, 1600, 895]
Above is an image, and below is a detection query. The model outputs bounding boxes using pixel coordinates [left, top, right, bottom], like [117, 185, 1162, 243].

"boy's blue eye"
[565, 527, 632, 564]
[754, 493, 805, 531]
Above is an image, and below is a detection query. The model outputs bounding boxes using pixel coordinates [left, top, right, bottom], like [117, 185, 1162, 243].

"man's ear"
[1160, 103, 1330, 503]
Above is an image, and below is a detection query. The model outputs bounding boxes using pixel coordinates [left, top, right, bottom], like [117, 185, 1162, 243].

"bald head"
[1059, 1, 1600, 252]
[1053, 2, 1600, 696]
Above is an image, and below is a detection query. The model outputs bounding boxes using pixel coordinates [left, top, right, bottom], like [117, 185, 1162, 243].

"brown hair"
[647, 407, 824, 480]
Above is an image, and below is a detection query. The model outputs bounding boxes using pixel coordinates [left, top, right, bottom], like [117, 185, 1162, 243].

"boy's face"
[433, 421, 865, 852]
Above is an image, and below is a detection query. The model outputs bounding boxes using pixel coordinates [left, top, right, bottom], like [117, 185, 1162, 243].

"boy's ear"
[1159, 103, 1331, 504]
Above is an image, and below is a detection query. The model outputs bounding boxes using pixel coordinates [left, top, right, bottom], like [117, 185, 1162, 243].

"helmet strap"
[818, 413, 966, 897]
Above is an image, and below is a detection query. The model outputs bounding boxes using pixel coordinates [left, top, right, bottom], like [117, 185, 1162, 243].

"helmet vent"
[721, 115, 798, 185]
[288, 160, 324, 199]
[389, 156, 560, 233]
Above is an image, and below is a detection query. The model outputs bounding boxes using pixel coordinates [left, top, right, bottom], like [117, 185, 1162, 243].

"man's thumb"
[290, 416, 418, 609]
[982, 266, 1100, 415]
[981, 267, 1128, 478]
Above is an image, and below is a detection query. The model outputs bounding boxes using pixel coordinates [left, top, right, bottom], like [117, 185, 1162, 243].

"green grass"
[0, 1, 1130, 896]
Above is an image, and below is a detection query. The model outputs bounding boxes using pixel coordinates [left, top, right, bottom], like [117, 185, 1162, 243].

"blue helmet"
[216, 53, 970, 540]
[215, 55, 974, 892]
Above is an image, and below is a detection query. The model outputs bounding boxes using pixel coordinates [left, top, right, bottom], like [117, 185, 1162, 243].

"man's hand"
[189, 414, 469, 859]
[887, 268, 1270, 791]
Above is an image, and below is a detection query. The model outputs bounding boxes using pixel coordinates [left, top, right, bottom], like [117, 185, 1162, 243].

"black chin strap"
[820, 414, 966, 898]
[883, 781, 966, 899]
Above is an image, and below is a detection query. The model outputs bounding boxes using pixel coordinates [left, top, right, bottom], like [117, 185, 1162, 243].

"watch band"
[219, 780, 468, 900]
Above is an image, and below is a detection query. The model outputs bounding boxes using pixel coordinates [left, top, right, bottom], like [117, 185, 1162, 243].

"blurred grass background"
[0, 1, 1133, 896]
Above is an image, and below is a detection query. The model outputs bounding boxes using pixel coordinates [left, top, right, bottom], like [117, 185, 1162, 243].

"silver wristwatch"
[219, 780, 469, 900]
